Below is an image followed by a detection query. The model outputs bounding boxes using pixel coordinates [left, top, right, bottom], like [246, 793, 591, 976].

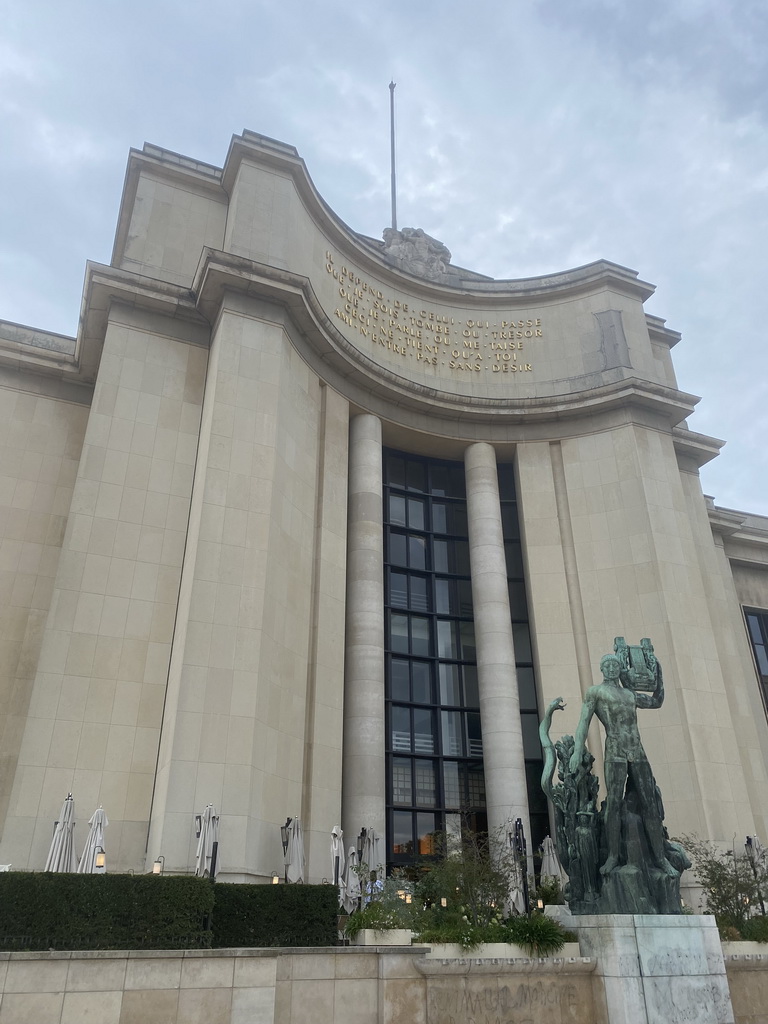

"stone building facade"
[0, 130, 765, 881]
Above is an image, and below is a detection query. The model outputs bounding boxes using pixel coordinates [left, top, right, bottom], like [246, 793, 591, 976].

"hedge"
[211, 883, 339, 947]
[0, 873, 214, 951]
[0, 874, 339, 951]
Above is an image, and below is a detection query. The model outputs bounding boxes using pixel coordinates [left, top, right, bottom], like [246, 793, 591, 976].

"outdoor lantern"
[537, 898, 544, 910]
[271, 871, 280, 884]
[95, 847, 106, 872]
[194, 815, 202, 839]
[152, 855, 165, 875]
[440, 897, 447, 908]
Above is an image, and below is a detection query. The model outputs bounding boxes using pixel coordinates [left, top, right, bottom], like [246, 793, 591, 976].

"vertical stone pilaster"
[465, 442, 530, 842]
[342, 414, 386, 840]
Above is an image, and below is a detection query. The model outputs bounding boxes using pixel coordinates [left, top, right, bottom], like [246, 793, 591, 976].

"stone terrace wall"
[0, 947, 601, 1024]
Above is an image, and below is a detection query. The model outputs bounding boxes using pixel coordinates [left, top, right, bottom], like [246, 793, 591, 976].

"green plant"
[0, 873, 214, 951]
[534, 877, 565, 907]
[344, 877, 417, 939]
[677, 834, 766, 933]
[742, 916, 768, 942]
[212, 883, 338, 947]
[502, 914, 568, 956]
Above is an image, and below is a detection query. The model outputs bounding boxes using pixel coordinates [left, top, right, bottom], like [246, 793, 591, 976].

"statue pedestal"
[547, 908, 734, 1024]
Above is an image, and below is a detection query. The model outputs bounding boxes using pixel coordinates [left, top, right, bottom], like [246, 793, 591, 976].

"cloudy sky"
[1, 0, 766, 512]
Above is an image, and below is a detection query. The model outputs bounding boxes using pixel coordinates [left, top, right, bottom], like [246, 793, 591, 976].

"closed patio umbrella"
[285, 817, 305, 883]
[539, 835, 567, 888]
[331, 824, 346, 898]
[342, 846, 362, 915]
[77, 806, 108, 873]
[194, 804, 220, 878]
[361, 829, 383, 881]
[45, 794, 77, 873]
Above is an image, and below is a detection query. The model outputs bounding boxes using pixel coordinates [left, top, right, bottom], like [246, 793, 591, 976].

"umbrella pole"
[210, 841, 218, 882]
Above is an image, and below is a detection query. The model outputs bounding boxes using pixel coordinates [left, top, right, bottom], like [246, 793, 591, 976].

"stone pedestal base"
[547, 909, 734, 1024]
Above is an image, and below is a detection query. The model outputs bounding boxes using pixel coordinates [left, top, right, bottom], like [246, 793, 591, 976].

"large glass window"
[384, 451, 547, 870]
[745, 609, 768, 715]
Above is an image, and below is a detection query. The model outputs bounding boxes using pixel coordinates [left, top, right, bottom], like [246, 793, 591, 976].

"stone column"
[465, 442, 530, 842]
[342, 414, 386, 840]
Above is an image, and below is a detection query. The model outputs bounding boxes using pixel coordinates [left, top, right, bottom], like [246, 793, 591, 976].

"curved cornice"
[193, 248, 695, 428]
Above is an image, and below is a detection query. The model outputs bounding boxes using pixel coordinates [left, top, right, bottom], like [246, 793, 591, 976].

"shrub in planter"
[741, 916, 768, 943]
[212, 883, 338, 947]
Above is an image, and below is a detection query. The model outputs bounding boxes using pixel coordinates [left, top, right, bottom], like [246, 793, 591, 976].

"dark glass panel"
[389, 532, 407, 567]
[390, 659, 409, 701]
[414, 760, 437, 807]
[442, 711, 463, 756]
[416, 812, 438, 854]
[389, 494, 406, 526]
[390, 572, 408, 608]
[443, 762, 460, 808]
[516, 666, 538, 711]
[437, 619, 458, 659]
[392, 810, 413, 854]
[462, 665, 479, 707]
[521, 712, 542, 759]
[411, 616, 431, 657]
[748, 615, 764, 645]
[386, 455, 405, 488]
[406, 460, 426, 492]
[429, 464, 450, 497]
[392, 758, 412, 805]
[500, 504, 521, 539]
[505, 540, 524, 577]
[409, 536, 427, 570]
[460, 621, 476, 662]
[455, 540, 471, 575]
[757, 645, 768, 676]
[391, 706, 411, 752]
[450, 504, 469, 537]
[413, 707, 435, 754]
[410, 575, 429, 612]
[433, 539, 448, 573]
[466, 762, 486, 807]
[432, 502, 448, 534]
[439, 663, 461, 705]
[508, 580, 528, 619]
[412, 661, 431, 703]
[513, 623, 532, 663]
[435, 578, 451, 614]
[458, 580, 474, 616]
[497, 464, 516, 500]
[467, 713, 483, 757]
[390, 613, 409, 654]
[408, 498, 425, 531]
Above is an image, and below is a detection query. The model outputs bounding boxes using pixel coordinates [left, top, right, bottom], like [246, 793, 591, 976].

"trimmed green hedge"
[211, 883, 339, 947]
[0, 873, 214, 951]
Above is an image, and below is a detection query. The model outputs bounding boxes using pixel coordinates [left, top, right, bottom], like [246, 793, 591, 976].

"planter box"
[424, 941, 582, 959]
[721, 941, 768, 956]
[353, 929, 413, 946]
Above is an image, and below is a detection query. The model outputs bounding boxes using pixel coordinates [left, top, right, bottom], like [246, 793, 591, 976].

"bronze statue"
[540, 639, 690, 915]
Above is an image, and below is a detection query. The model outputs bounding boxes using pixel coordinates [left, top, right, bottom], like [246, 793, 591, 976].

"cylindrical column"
[342, 414, 386, 840]
[465, 442, 530, 842]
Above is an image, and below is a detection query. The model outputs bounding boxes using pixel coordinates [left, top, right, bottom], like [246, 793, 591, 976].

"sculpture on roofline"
[382, 227, 451, 281]
[540, 637, 690, 915]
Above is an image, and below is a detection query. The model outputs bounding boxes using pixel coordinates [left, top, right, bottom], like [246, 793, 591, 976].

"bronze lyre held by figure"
[539, 637, 690, 915]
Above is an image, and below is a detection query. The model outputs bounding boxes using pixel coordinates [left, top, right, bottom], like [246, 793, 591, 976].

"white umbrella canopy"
[194, 804, 220, 878]
[539, 835, 568, 888]
[746, 835, 767, 873]
[508, 854, 527, 916]
[45, 794, 77, 873]
[285, 818, 305, 883]
[361, 829, 384, 881]
[330, 824, 346, 892]
[77, 806, 108, 874]
[342, 846, 362, 915]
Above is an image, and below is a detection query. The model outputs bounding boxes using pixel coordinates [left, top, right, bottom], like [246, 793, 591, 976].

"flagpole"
[389, 81, 397, 231]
